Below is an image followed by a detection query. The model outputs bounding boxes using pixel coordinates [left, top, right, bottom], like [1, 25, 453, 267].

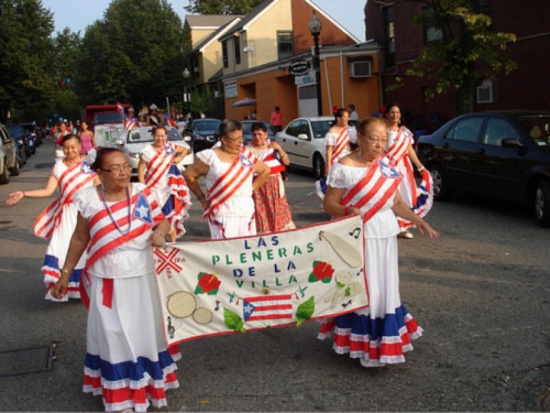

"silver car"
[276, 116, 334, 179]
[118, 126, 194, 178]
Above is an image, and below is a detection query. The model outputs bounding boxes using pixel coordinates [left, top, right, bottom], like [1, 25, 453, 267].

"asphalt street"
[0, 139, 549, 412]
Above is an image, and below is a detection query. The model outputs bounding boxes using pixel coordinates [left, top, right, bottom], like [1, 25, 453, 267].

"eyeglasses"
[101, 164, 132, 174]
[224, 135, 244, 142]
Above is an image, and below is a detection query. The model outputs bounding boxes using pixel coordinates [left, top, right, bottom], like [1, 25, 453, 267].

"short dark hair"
[61, 133, 80, 145]
[251, 121, 267, 133]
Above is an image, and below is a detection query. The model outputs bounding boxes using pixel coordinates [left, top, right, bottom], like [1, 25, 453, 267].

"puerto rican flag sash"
[385, 127, 413, 165]
[162, 164, 191, 237]
[145, 143, 176, 189]
[80, 187, 165, 309]
[33, 162, 96, 240]
[341, 157, 402, 224]
[124, 116, 138, 130]
[330, 128, 350, 166]
[258, 144, 285, 175]
[203, 147, 256, 222]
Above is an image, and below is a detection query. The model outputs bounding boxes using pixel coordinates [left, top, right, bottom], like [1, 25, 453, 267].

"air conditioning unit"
[349, 61, 371, 78]
[476, 85, 493, 103]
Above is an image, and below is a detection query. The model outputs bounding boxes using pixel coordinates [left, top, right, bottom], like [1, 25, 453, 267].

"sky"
[41, 0, 366, 42]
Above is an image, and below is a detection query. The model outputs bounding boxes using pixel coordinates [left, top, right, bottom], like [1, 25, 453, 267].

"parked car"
[7, 124, 34, 157]
[276, 116, 334, 179]
[0, 123, 20, 184]
[117, 126, 194, 179]
[188, 118, 222, 152]
[417, 110, 550, 227]
[21, 122, 42, 147]
[241, 120, 275, 144]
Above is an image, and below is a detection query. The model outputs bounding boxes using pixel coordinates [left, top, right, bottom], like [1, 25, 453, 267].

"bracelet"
[21, 191, 26, 197]
[418, 166, 425, 171]
[61, 268, 70, 275]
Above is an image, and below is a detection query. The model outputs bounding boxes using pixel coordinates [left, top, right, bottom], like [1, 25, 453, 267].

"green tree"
[388, 0, 516, 114]
[184, 0, 264, 15]
[77, 0, 186, 108]
[0, 0, 56, 122]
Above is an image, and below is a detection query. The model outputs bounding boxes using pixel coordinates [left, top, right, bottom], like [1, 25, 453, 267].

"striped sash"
[80, 187, 166, 309]
[341, 158, 402, 223]
[385, 127, 412, 165]
[203, 147, 256, 221]
[258, 146, 285, 175]
[330, 128, 350, 166]
[33, 162, 96, 239]
[145, 143, 176, 189]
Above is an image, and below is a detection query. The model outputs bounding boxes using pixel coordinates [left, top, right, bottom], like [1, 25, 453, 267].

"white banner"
[155, 215, 367, 345]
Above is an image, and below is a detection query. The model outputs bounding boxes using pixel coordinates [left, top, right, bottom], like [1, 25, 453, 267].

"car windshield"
[127, 127, 183, 143]
[311, 120, 334, 139]
[192, 120, 220, 131]
[7, 125, 24, 138]
[516, 115, 550, 148]
[94, 113, 123, 124]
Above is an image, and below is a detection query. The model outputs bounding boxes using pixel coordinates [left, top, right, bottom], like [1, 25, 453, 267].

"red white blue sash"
[257, 145, 285, 175]
[385, 127, 413, 165]
[341, 157, 402, 223]
[33, 162, 96, 240]
[203, 147, 256, 221]
[330, 128, 350, 166]
[145, 143, 176, 189]
[80, 187, 166, 309]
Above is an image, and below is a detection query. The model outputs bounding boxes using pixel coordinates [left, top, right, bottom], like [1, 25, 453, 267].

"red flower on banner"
[308, 260, 335, 284]
[195, 272, 221, 295]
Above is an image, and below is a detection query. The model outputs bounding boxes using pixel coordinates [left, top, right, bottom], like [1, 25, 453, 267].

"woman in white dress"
[318, 117, 440, 367]
[384, 103, 429, 239]
[6, 134, 99, 302]
[52, 148, 180, 412]
[184, 119, 270, 239]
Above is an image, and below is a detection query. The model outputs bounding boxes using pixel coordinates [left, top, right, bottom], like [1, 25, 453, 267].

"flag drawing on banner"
[155, 214, 368, 345]
[243, 294, 293, 321]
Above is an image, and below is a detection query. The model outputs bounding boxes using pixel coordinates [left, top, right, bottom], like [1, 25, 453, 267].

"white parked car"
[117, 126, 194, 178]
[275, 116, 334, 179]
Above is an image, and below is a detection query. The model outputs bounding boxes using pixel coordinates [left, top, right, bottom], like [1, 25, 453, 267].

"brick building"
[366, 0, 550, 133]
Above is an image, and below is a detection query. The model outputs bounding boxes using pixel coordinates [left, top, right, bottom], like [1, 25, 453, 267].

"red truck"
[85, 103, 131, 130]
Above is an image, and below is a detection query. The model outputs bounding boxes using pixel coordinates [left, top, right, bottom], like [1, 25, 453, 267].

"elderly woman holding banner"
[52, 148, 180, 412]
[184, 119, 270, 239]
[318, 117, 440, 368]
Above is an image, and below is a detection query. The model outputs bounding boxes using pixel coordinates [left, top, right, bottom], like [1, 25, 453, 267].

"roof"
[192, 17, 242, 53]
[185, 15, 238, 29]
[219, 0, 360, 44]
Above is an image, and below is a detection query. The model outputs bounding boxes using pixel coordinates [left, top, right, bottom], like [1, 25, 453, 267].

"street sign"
[289, 60, 311, 76]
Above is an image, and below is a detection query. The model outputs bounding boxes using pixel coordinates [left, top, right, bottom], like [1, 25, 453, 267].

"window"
[423, 6, 443, 43]
[222, 40, 228, 68]
[277, 31, 294, 60]
[383, 6, 395, 68]
[477, 79, 494, 103]
[446, 117, 484, 143]
[483, 118, 519, 146]
[234, 36, 241, 65]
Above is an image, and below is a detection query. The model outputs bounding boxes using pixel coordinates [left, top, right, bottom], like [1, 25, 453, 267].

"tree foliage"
[184, 0, 264, 15]
[0, 0, 56, 122]
[388, 0, 516, 113]
[77, 0, 186, 108]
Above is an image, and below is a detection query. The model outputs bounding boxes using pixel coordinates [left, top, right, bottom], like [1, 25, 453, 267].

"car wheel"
[0, 158, 10, 184]
[534, 180, 550, 228]
[429, 164, 450, 201]
[313, 153, 325, 180]
[9, 157, 20, 176]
